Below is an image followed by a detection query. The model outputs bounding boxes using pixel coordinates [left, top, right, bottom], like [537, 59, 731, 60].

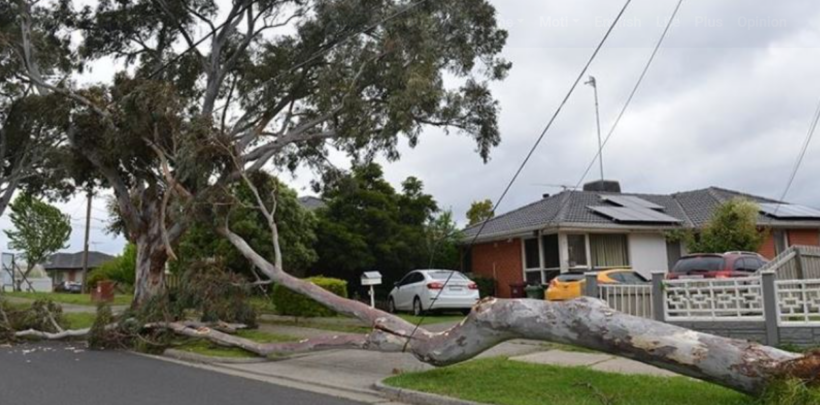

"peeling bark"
[214, 226, 820, 396]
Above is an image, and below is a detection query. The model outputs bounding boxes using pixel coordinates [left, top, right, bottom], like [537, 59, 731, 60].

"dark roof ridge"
[462, 192, 565, 234]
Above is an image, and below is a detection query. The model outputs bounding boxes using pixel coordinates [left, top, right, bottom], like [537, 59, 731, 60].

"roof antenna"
[585, 75, 605, 185]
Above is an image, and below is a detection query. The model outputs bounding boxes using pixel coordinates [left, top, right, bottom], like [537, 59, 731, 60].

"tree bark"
[133, 230, 168, 308]
[215, 226, 820, 396]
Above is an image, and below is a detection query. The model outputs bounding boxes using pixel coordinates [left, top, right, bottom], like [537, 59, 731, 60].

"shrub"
[87, 243, 137, 291]
[470, 275, 496, 298]
[272, 276, 348, 318]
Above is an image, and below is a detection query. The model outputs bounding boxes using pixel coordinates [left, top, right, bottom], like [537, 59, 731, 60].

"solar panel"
[759, 203, 820, 219]
[600, 195, 664, 210]
[588, 206, 682, 223]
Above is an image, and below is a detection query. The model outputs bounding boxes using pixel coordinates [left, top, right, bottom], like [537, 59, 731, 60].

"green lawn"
[397, 314, 465, 326]
[175, 329, 297, 359]
[64, 313, 97, 330]
[5, 291, 133, 306]
[385, 358, 752, 405]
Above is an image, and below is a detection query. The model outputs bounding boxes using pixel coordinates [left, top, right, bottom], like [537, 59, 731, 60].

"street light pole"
[585, 76, 605, 184]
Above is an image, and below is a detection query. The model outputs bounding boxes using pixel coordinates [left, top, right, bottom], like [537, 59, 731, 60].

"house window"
[567, 234, 587, 267]
[589, 234, 629, 268]
[523, 238, 540, 269]
[542, 234, 560, 269]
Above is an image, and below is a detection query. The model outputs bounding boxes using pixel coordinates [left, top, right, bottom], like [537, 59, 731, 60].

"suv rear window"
[672, 256, 725, 273]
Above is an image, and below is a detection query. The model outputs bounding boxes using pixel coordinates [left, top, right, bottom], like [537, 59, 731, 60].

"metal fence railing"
[598, 284, 653, 319]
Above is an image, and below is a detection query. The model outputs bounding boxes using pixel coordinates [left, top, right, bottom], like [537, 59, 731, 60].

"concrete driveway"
[0, 342, 371, 405]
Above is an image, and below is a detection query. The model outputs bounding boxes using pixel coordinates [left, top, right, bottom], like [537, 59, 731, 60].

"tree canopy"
[466, 199, 494, 226]
[4, 195, 71, 290]
[312, 163, 446, 290]
[686, 199, 766, 254]
[10, 0, 510, 304]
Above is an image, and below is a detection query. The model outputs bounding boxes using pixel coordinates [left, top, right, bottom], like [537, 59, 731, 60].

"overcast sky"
[2, 0, 819, 257]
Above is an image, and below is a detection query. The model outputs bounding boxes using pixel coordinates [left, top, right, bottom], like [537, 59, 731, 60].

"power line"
[553, 0, 685, 220]
[766, 94, 820, 219]
[403, 0, 635, 351]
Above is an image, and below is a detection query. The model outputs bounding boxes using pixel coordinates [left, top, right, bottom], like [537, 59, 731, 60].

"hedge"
[272, 276, 348, 317]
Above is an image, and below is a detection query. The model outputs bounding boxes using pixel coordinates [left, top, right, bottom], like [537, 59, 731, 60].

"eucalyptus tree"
[0, 0, 73, 217]
[15, 0, 510, 305]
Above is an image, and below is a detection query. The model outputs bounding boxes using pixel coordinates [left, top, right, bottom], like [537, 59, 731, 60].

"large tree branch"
[217, 225, 819, 396]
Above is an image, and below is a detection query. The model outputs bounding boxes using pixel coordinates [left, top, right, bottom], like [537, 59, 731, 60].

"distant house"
[298, 196, 327, 211]
[462, 180, 820, 298]
[43, 251, 115, 287]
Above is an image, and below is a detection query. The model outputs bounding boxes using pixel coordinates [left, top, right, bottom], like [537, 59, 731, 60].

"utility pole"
[81, 188, 92, 293]
[585, 76, 605, 184]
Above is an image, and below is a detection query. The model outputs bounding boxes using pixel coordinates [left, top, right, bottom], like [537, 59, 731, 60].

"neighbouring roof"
[42, 251, 115, 271]
[462, 187, 820, 242]
[298, 196, 327, 211]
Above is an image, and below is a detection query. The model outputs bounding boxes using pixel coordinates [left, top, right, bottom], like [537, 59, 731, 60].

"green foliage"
[470, 274, 496, 298]
[174, 259, 257, 327]
[426, 210, 463, 270]
[0, 299, 67, 342]
[313, 163, 441, 289]
[173, 173, 317, 278]
[687, 199, 767, 254]
[87, 243, 137, 290]
[4, 195, 71, 289]
[757, 378, 820, 405]
[272, 277, 348, 318]
[88, 304, 121, 350]
[466, 199, 495, 226]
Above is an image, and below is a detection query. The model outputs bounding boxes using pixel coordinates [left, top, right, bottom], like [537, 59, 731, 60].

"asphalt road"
[0, 342, 366, 405]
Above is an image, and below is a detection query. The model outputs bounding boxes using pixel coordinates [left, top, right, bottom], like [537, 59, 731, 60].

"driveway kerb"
[373, 381, 488, 405]
[162, 349, 272, 364]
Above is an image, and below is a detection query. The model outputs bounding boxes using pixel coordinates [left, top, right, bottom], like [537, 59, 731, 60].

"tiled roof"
[463, 187, 820, 241]
[42, 251, 115, 271]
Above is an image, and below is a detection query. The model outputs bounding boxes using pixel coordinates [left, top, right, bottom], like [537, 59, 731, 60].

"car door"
[399, 272, 426, 309]
[393, 272, 418, 310]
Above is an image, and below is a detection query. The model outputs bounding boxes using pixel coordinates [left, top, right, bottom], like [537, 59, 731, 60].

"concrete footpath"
[509, 350, 680, 377]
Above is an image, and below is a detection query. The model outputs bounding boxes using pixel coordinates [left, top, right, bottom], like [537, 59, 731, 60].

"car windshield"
[614, 272, 648, 283]
[672, 256, 725, 273]
[428, 271, 468, 281]
[556, 274, 585, 282]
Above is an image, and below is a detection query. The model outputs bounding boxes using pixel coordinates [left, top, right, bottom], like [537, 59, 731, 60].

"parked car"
[666, 252, 767, 280]
[387, 270, 480, 316]
[546, 269, 647, 301]
[55, 281, 83, 294]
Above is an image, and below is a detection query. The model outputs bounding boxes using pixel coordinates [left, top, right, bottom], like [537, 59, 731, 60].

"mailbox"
[361, 271, 382, 308]
[361, 271, 382, 286]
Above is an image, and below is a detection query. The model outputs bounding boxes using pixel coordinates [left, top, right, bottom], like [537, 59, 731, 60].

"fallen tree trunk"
[216, 226, 818, 396]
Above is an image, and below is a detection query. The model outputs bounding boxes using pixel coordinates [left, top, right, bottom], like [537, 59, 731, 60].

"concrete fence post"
[651, 272, 666, 323]
[584, 272, 598, 298]
[761, 271, 780, 346]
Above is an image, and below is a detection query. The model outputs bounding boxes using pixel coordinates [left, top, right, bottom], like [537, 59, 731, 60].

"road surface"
[0, 342, 367, 405]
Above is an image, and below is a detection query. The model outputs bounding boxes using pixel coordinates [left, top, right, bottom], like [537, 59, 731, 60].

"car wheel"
[388, 298, 397, 314]
[413, 297, 423, 316]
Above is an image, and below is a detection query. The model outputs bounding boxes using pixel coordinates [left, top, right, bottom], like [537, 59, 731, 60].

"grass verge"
[384, 357, 752, 405]
[174, 329, 297, 359]
[5, 292, 133, 306]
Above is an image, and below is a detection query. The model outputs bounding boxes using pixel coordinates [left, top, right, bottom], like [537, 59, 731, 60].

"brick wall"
[471, 239, 523, 298]
[758, 229, 820, 259]
[788, 229, 820, 247]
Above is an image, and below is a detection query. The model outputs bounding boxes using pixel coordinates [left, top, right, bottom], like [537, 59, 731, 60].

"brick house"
[462, 181, 820, 298]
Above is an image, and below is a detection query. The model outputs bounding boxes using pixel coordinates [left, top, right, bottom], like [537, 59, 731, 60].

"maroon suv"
[667, 252, 767, 280]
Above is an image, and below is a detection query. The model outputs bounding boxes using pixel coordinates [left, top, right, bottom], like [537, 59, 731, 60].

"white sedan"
[387, 270, 480, 316]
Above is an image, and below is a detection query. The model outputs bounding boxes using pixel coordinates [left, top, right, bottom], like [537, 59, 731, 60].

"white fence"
[776, 279, 820, 326]
[598, 284, 653, 319]
[0, 277, 53, 293]
[663, 277, 765, 321]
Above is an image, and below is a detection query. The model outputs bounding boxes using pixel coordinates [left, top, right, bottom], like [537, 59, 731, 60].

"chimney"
[583, 180, 621, 193]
